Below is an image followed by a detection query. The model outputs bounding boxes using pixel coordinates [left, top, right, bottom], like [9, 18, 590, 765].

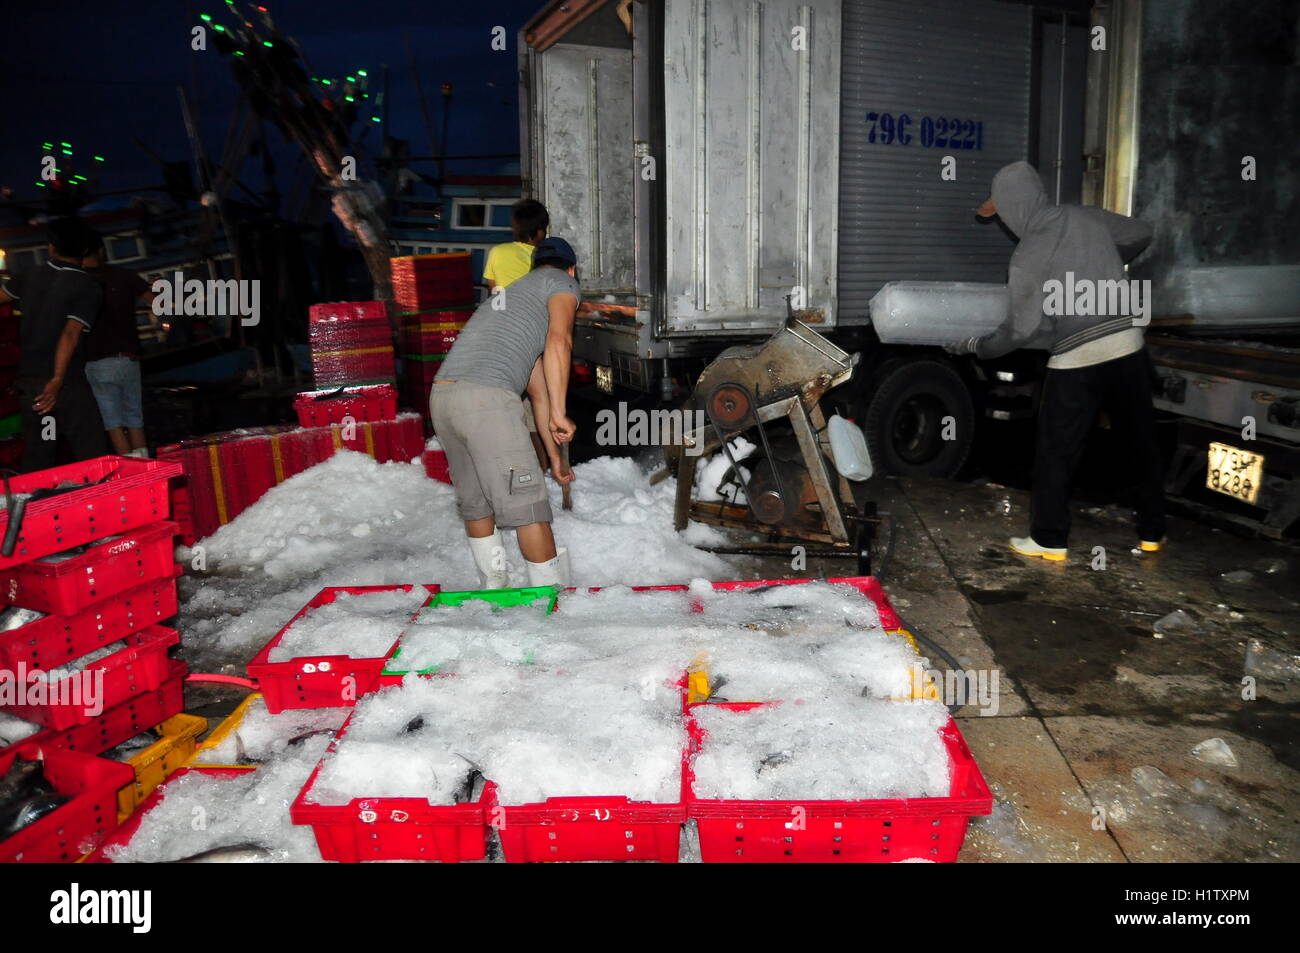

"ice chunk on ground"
[1130, 765, 1182, 798]
[1190, 737, 1238, 768]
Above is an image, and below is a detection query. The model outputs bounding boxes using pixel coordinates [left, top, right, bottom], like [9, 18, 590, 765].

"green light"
[200, 13, 211, 21]
[263, 40, 273, 47]
[74, 175, 87, 182]
[234, 50, 245, 56]
[371, 116, 381, 123]
[42, 142, 53, 151]
[321, 79, 331, 85]
[61, 142, 71, 148]
[62, 149, 73, 156]
[345, 95, 354, 102]
[346, 76, 355, 83]
[214, 23, 225, 31]
[357, 70, 367, 77]
[36, 181, 45, 188]
[94, 156, 105, 162]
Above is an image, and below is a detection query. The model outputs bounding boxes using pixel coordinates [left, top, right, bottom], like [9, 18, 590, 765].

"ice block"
[869, 281, 1010, 346]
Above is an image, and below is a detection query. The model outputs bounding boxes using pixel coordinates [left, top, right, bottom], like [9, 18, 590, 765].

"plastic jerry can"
[828, 413, 874, 481]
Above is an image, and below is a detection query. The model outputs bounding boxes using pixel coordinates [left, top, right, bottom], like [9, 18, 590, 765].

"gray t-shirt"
[437, 267, 580, 395]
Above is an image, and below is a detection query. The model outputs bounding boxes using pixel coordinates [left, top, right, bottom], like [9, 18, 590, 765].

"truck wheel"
[860, 359, 974, 479]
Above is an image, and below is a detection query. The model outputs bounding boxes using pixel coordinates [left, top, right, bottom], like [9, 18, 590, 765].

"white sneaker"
[1009, 536, 1067, 561]
[467, 530, 511, 589]
[525, 546, 570, 589]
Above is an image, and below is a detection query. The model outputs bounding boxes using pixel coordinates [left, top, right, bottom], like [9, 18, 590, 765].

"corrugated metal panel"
[837, 0, 1033, 320]
[535, 43, 636, 295]
[662, 0, 843, 333]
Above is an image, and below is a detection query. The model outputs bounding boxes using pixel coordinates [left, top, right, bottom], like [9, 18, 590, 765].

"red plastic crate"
[0, 568, 180, 674]
[0, 520, 178, 615]
[422, 448, 452, 483]
[247, 584, 438, 714]
[4, 625, 181, 730]
[294, 383, 399, 428]
[308, 300, 390, 325]
[0, 743, 134, 862]
[32, 660, 188, 755]
[685, 704, 992, 863]
[83, 765, 256, 862]
[0, 456, 181, 569]
[0, 387, 17, 418]
[0, 343, 19, 370]
[489, 782, 686, 863]
[289, 717, 493, 862]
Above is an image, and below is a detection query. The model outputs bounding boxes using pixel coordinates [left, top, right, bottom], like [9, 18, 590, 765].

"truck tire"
[860, 359, 974, 479]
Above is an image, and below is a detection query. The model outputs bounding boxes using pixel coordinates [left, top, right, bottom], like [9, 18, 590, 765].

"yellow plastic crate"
[190, 692, 264, 770]
[688, 628, 939, 704]
[115, 713, 208, 822]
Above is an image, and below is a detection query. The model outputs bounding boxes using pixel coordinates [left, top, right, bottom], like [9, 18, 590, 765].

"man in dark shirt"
[0, 217, 108, 471]
[82, 235, 153, 456]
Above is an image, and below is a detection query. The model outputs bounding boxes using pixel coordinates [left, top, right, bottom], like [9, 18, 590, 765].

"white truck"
[518, 0, 1300, 537]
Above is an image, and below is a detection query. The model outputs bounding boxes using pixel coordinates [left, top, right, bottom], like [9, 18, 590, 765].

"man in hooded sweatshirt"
[948, 161, 1163, 560]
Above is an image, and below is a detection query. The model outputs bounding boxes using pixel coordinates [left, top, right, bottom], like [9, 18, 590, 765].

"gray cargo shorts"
[429, 381, 553, 528]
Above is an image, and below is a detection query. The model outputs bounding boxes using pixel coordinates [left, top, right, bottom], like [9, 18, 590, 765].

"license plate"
[1206, 441, 1263, 504]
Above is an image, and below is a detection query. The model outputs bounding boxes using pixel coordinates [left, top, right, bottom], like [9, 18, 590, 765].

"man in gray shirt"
[431, 237, 580, 588]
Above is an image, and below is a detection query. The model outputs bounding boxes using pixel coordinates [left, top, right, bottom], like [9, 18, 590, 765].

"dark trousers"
[1031, 348, 1165, 548]
[18, 375, 109, 473]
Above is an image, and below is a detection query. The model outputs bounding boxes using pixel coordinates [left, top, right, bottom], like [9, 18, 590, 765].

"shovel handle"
[560, 444, 573, 511]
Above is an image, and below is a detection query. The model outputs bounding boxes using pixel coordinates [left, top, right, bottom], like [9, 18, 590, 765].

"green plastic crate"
[383, 586, 559, 675]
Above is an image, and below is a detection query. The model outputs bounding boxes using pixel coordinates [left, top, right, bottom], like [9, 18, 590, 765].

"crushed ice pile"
[194, 697, 350, 765]
[309, 667, 684, 805]
[180, 452, 731, 669]
[266, 587, 429, 663]
[689, 698, 951, 801]
[0, 711, 42, 747]
[305, 580, 950, 807]
[105, 740, 331, 863]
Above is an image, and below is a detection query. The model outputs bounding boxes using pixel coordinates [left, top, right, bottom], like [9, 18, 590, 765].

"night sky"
[0, 0, 544, 208]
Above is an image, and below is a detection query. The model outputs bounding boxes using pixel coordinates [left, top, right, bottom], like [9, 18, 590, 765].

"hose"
[185, 673, 259, 690]
[899, 619, 965, 715]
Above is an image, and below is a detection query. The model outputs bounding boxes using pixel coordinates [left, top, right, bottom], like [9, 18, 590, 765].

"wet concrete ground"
[784, 475, 1299, 863]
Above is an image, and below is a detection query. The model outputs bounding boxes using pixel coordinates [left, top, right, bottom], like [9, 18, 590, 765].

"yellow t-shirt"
[483, 242, 535, 289]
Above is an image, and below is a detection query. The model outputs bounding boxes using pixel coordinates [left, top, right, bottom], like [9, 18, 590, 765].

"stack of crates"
[308, 300, 396, 388]
[156, 413, 427, 541]
[0, 301, 21, 466]
[390, 253, 476, 424]
[0, 455, 203, 861]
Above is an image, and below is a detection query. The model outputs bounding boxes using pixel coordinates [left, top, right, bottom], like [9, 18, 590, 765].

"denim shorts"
[84, 356, 144, 430]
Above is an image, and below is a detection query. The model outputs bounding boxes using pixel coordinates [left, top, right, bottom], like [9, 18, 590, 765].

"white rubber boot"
[525, 546, 570, 589]
[467, 530, 511, 589]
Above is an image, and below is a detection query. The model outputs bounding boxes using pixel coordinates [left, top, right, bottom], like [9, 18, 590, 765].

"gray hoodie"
[971, 161, 1153, 360]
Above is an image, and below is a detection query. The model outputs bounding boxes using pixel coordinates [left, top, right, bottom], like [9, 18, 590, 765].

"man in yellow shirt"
[481, 198, 555, 474]
[483, 199, 549, 290]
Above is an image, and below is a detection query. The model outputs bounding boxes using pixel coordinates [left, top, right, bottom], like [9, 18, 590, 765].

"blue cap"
[533, 236, 577, 266]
